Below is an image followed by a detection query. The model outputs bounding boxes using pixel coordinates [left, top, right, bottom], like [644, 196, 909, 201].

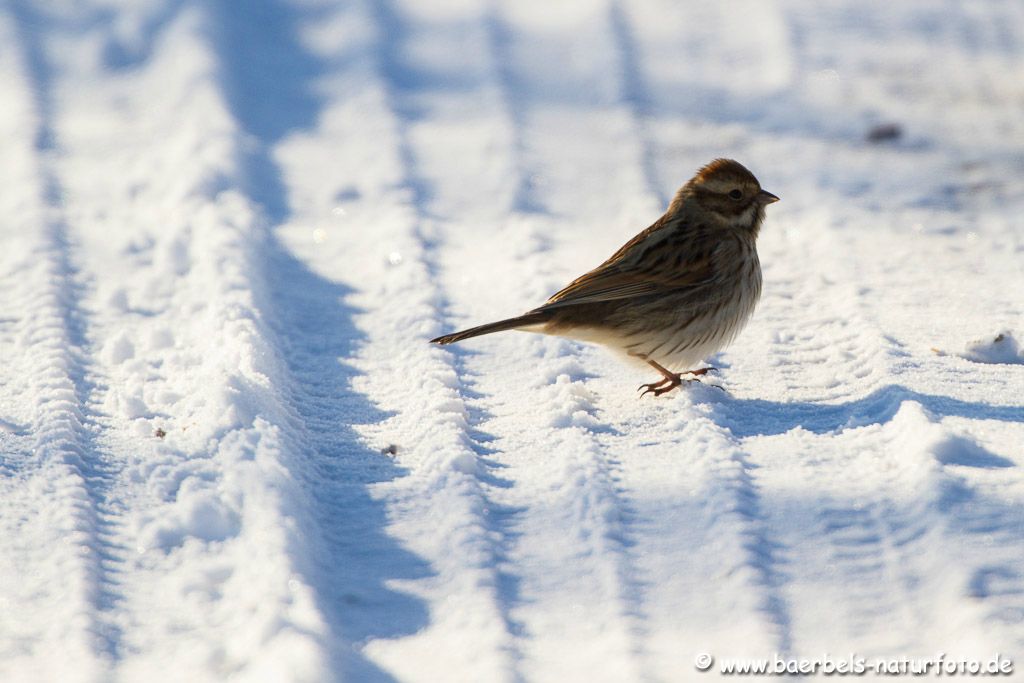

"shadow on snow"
[715, 384, 1024, 439]
[206, 2, 432, 680]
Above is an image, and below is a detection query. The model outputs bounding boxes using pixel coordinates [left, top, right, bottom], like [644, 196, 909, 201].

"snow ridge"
[1, 5, 125, 677]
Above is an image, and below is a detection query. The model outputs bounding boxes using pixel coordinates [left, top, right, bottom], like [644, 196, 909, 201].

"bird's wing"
[535, 219, 716, 310]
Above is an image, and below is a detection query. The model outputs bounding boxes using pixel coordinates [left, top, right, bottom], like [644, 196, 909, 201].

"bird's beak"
[758, 190, 780, 204]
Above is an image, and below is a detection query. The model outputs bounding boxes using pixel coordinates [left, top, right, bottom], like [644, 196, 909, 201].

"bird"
[431, 158, 778, 396]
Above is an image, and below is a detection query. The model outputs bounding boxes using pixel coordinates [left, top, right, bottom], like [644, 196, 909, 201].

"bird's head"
[673, 158, 778, 235]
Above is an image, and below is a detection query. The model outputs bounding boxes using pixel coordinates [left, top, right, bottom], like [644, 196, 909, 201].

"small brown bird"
[431, 159, 778, 396]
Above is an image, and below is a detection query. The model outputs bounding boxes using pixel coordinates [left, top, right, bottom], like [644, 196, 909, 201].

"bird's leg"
[638, 361, 715, 397]
[638, 360, 681, 397]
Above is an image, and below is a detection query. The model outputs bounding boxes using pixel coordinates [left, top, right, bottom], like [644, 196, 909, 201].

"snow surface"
[1, 0, 1023, 681]
[960, 331, 1024, 365]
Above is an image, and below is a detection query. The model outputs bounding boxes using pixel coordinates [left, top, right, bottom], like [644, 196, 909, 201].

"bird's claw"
[638, 377, 679, 398]
[637, 367, 718, 398]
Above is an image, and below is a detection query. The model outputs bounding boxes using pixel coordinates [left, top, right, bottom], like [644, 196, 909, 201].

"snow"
[961, 331, 1024, 365]
[1, 0, 1023, 681]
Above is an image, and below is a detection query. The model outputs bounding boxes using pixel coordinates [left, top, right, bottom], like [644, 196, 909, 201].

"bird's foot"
[638, 376, 681, 397]
[637, 367, 717, 398]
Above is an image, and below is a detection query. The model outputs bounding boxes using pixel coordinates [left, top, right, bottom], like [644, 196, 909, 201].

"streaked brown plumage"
[431, 159, 778, 396]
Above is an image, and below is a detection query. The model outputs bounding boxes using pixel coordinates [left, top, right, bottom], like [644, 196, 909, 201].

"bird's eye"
[728, 189, 743, 200]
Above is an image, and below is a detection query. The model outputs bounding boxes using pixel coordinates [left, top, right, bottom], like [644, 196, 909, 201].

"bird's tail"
[430, 311, 549, 345]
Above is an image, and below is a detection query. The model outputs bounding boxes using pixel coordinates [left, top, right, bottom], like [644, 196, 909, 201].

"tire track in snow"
[280, 0, 528, 679]
[609, 0, 1016, 661]
[32, 2, 412, 678]
[203, 2, 441, 678]
[794, 217, 1024, 654]
[716, 106, 943, 672]
[751, 251, 929, 648]
[605, 0, 796, 666]
[728, 212, 1023, 655]
[606, 0, 666, 210]
[478, 2, 658, 679]
[0, 6, 128, 678]
[816, 1, 1024, 650]
[706, 1, 1024, 657]
[371, 0, 654, 678]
